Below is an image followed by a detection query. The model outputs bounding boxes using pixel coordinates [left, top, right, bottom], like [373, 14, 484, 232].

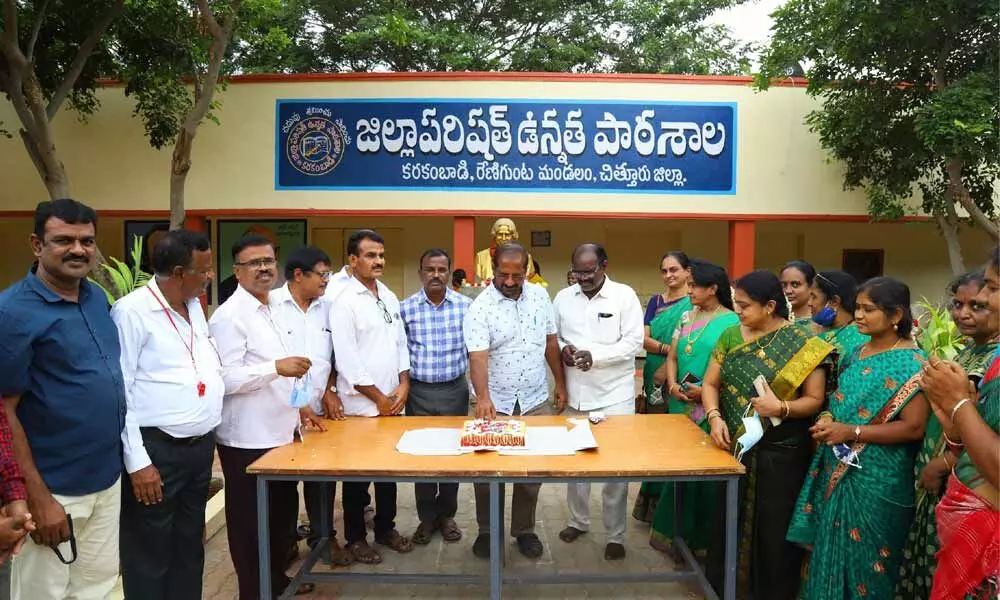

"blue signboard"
[275, 99, 736, 194]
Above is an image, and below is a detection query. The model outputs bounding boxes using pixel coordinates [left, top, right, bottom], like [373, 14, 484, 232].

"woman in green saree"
[701, 270, 833, 599]
[896, 270, 998, 600]
[781, 260, 817, 323]
[789, 277, 930, 600]
[634, 250, 693, 522]
[648, 260, 740, 556]
[921, 247, 1000, 600]
[809, 270, 869, 357]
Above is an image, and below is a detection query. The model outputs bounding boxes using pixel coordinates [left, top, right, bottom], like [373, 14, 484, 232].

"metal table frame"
[257, 472, 739, 600]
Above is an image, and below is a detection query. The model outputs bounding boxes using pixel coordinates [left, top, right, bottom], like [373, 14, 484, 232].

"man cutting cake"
[463, 242, 568, 560]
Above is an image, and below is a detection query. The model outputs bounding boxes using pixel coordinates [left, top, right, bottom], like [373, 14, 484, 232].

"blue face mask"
[812, 305, 837, 327]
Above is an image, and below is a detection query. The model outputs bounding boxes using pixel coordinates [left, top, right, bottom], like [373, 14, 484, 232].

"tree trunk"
[169, 128, 194, 231]
[945, 156, 1000, 242]
[934, 210, 965, 276]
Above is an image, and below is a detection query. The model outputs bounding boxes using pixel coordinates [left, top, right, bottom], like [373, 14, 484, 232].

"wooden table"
[248, 414, 745, 600]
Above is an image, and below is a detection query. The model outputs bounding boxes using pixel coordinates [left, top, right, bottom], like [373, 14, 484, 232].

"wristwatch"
[854, 425, 862, 443]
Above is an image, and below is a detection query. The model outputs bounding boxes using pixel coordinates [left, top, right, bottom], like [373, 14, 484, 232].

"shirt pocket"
[312, 327, 334, 362]
[591, 312, 622, 345]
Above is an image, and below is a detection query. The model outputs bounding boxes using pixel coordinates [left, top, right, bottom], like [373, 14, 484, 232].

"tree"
[0, 0, 124, 199]
[117, 0, 260, 230]
[240, 0, 755, 75]
[756, 0, 999, 274]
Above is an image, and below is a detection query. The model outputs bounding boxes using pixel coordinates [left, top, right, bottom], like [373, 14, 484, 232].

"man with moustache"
[209, 234, 320, 599]
[111, 230, 224, 598]
[0, 199, 126, 599]
[271, 246, 354, 567]
[553, 243, 643, 560]
[464, 242, 568, 560]
[400, 249, 472, 545]
[331, 230, 413, 564]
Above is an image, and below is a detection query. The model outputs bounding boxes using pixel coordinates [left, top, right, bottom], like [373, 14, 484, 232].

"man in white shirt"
[330, 230, 413, 564]
[208, 234, 321, 599]
[111, 230, 224, 599]
[553, 243, 643, 561]
[464, 242, 568, 560]
[269, 246, 356, 567]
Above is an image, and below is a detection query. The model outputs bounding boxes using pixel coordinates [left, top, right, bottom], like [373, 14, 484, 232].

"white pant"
[12, 477, 121, 600]
[565, 398, 634, 544]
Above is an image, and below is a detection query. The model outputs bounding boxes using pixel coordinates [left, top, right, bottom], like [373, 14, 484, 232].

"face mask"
[812, 305, 837, 327]
[735, 404, 765, 461]
[289, 372, 312, 409]
[832, 443, 862, 469]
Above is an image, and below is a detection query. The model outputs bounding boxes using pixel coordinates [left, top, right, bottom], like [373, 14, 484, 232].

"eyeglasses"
[310, 270, 333, 282]
[235, 257, 276, 269]
[571, 267, 601, 278]
[376, 298, 392, 324]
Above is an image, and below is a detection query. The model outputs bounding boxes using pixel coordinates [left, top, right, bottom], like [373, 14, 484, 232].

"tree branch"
[26, 0, 50, 63]
[946, 157, 999, 240]
[1, 0, 29, 72]
[194, 0, 224, 40]
[935, 204, 965, 275]
[45, 0, 124, 121]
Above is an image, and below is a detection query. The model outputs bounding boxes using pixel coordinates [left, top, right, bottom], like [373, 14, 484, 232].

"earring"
[893, 323, 899, 331]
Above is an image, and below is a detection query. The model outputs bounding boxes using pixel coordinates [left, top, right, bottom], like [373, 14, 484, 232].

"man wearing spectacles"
[209, 234, 317, 599]
[0, 199, 125, 600]
[464, 242, 569, 560]
[553, 243, 644, 561]
[330, 230, 414, 564]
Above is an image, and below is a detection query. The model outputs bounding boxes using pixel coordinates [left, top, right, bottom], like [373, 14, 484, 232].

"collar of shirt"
[270, 283, 325, 315]
[25, 267, 94, 304]
[418, 286, 459, 307]
[144, 277, 204, 317]
[231, 283, 272, 314]
[570, 276, 615, 300]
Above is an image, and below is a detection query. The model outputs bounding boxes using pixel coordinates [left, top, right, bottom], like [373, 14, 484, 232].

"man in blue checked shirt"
[399, 249, 472, 546]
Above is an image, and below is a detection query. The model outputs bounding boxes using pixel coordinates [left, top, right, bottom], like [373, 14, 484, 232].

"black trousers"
[342, 481, 396, 544]
[218, 444, 299, 600]
[303, 481, 337, 546]
[120, 428, 214, 600]
[406, 377, 469, 523]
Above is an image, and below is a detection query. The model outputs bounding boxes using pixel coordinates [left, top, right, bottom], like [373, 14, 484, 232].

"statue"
[474, 218, 537, 283]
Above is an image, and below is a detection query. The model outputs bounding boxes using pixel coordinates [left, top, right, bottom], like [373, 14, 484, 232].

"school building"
[0, 73, 992, 306]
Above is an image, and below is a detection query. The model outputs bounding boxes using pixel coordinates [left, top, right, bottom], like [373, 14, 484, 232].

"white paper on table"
[565, 419, 599, 451]
[395, 428, 471, 456]
[497, 426, 577, 456]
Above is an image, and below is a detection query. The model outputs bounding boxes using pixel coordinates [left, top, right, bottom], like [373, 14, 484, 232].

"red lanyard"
[147, 287, 204, 397]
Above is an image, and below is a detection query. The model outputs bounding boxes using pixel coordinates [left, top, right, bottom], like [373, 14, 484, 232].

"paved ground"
[201, 481, 705, 599]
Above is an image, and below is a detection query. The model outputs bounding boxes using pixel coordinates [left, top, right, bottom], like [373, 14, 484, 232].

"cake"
[460, 419, 527, 448]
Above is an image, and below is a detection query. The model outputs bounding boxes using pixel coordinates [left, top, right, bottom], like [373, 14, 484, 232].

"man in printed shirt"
[464, 242, 568, 560]
[112, 230, 224, 599]
[400, 248, 472, 546]
[0, 407, 33, 562]
[553, 243, 643, 561]
[0, 199, 126, 600]
[209, 234, 320, 599]
[331, 230, 413, 565]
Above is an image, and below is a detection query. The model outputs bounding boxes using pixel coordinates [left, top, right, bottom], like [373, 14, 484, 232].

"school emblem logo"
[286, 112, 351, 176]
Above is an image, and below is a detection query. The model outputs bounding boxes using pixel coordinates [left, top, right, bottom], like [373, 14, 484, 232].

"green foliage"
[755, 0, 999, 232]
[238, 0, 755, 75]
[915, 297, 963, 360]
[89, 235, 152, 303]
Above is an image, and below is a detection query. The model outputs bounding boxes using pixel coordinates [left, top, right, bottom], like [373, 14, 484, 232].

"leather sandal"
[375, 529, 414, 553]
[438, 517, 462, 542]
[346, 540, 382, 564]
[411, 521, 437, 545]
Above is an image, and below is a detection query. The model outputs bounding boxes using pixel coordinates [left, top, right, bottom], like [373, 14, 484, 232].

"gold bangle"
[781, 400, 790, 419]
[942, 454, 953, 471]
[944, 432, 964, 448]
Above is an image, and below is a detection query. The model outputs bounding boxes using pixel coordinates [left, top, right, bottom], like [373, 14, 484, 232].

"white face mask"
[832, 443, 863, 469]
[736, 404, 765, 461]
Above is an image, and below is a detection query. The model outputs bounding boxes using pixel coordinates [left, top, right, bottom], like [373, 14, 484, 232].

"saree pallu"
[897, 342, 998, 600]
[704, 324, 834, 600]
[788, 347, 925, 600]
[651, 310, 740, 552]
[932, 349, 1000, 600]
[634, 295, 692, 523]
[818, 323, 870, 359]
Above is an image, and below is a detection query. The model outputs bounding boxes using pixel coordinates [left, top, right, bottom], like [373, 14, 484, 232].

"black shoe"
[558, 526, 587, 543]
[516, 533, 543, 559]
[604, 542, 626, 560]
[472, 533, 491, 559]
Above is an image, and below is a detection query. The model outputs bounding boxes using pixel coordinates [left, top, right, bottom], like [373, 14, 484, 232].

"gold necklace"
[859, 337, 903, 359]
[684, 306, 723, 354]
[752, 323, 786, 360]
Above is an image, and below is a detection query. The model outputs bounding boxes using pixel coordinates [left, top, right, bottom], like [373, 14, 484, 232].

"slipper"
[329, 537, 354, 566]
[516, 533, 543, 559]
[411, 521, 437, 545]
[375, 529, 414, 553]
[438, 517, 462, 542]
[472, 533, 490, 559]
[346, 540, 382, 564]
[558, 526, 586, 543]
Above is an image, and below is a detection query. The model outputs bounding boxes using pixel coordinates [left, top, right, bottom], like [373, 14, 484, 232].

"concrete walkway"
[201, 481, 704, 599]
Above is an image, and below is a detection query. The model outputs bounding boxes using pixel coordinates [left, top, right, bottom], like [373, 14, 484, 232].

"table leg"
[318, 481, 332, 563]
[724, 476, 739, 600]
[257, 476, 272, 600]
[489, 481, 503, 600]
[673, 479, 684, 564]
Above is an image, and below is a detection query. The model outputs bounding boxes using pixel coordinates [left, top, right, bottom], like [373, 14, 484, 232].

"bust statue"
[474, 218, 536, 282]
